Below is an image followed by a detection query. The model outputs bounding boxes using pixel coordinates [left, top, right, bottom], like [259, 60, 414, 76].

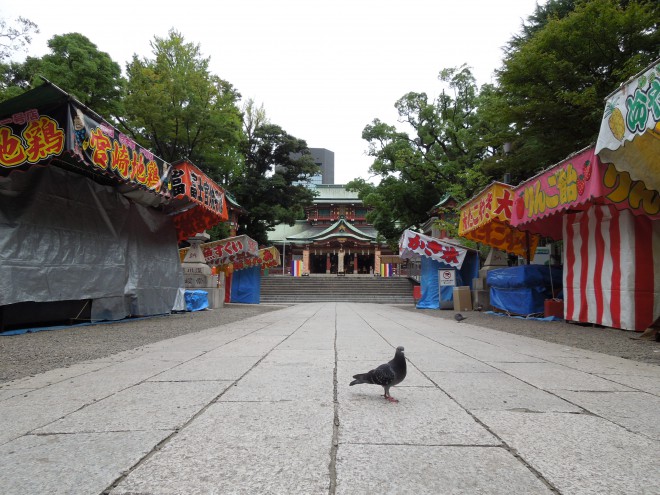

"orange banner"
[459, 182, 540, 258]
[171, 160, 228, 242]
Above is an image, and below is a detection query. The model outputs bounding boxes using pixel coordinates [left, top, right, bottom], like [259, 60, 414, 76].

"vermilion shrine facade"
[269, 185, 394, 274]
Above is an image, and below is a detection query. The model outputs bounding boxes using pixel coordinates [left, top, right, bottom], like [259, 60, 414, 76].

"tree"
[230, 103, 319, 245]
[348, 65, 490, 247]
[0, 33, 125, 119]
[0, 15, 38, 61]
[487, 0, 660, 183]
[122, 29, 243, 181]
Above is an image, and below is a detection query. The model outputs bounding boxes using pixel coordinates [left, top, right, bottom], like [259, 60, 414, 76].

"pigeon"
[349, 346, 407, 403]
[454, 313, 467, 322]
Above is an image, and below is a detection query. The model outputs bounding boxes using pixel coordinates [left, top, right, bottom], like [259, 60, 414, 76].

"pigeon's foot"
[386, 396, 399, 403]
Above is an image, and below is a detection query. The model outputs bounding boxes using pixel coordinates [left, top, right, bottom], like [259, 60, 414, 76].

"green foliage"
[488, 0, 660, 183]
[0, 32, 124, 119]
[230, 117, 319, 245]
[38, 33, 124, 120]
[122, 29, 244, 182]
[350, 65, 490, 247]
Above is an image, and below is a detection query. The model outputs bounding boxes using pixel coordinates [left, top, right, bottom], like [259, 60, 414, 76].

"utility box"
[453, 286, 472, 312]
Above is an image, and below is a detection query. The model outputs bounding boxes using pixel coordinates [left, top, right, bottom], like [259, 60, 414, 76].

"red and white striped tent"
[563, 205, 659, 331]
[511, 147, 659, 331]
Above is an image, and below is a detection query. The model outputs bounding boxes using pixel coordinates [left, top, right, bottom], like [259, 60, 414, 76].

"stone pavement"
[0, 303, 658, 494]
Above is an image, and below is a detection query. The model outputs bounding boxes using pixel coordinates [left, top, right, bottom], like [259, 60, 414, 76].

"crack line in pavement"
[329, 303, 339, 495]
[101, 306, 322, 495]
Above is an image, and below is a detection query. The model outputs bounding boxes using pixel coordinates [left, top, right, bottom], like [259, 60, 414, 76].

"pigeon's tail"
[349, 373, 371, 386]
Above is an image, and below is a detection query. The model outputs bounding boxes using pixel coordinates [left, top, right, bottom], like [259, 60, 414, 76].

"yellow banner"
[459, 182, 540, 258]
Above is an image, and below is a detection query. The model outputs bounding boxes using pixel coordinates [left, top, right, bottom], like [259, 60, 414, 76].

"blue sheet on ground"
[185, 290, 208, 311]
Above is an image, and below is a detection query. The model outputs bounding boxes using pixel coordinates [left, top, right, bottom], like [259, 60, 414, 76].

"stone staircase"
[260, 275, 417, 304]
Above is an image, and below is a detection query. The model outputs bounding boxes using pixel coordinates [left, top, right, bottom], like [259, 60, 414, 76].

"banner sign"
[0, 86, 170, 197]
[595, 59, 660, 193]
[170, 160, 228, 242]
[459, 182, 540, 258]
[510, 147, 659, 240]
[179, 237, 278, 272]
[399, 229, 467, 268]
[259, 246, 280, 269]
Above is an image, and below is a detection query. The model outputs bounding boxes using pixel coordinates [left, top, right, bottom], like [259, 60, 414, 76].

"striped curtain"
[563, 204, 660, 331]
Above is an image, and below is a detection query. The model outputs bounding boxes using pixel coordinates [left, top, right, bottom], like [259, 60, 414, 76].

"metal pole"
[282, 227, 286, 275]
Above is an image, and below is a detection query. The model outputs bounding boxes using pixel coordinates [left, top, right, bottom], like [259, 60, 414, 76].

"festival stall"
[167, 159, 228, 242]
[179, 237, 280, 304]
[0, 83, 184, 328]
[595, 58, 660, 194]
[458, 181, 546, 314]
[510, 145, 659, 330]
[399, 230, 479, 309]
[591, 58, 660, 330]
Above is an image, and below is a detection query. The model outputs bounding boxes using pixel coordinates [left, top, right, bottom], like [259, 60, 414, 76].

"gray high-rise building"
[309, 148, 334, 185]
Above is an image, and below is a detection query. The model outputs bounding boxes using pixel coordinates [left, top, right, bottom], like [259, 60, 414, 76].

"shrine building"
[268, 185, 395, 274]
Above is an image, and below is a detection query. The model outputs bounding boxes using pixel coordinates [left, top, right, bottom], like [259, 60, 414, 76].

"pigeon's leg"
[383, 387, 399, 403]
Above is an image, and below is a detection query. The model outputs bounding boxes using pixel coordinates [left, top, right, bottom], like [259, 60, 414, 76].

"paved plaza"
[0, 303, 658, 494]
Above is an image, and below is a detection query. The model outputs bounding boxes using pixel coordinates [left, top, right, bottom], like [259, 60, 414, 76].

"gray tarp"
[0, 165, 184, 321]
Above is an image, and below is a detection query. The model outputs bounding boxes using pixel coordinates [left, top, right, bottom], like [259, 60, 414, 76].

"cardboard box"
[453, 286, 472, 312]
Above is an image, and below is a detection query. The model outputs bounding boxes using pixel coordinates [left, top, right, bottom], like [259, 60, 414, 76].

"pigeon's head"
[396, 346, 405, 354]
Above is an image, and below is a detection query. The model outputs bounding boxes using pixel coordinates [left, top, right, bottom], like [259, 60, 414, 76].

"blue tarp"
[416, 249, 480, 310]
[487, 265, 563, 289]
[185, 290, 208, 311]
[487, 265, 563, 315]
[230, 266, 261, 304]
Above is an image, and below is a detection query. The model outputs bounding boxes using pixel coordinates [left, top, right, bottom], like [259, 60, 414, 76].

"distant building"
[268, 184, 393, 274]
[293, 148, 335, 187]
[309, 148, 334, 185]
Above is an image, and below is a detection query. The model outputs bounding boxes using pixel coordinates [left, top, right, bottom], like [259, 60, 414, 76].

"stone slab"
[553, 390, 660, 440]
[149, 354, 261, 381]
[0, 431, 166, 495]
[426, 371, 582, 413]
[111, 401, 333, 495]
[493, 362, 636, 391]
[339, 387, 499, 446]
[36, 381, 228, 434]
[336, 444, 552, 494]
[475, 410, 660, 495]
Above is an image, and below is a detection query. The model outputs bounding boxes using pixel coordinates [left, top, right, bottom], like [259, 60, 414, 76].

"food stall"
[458, 181, 549, 315]
[399, 229, 479, 309]
[179, 237, 280, 304]
[167, 159, 229, 242]
[0, 83, 184, 328]
[591, 58, 660, 330]
[510, 145, 659, 330]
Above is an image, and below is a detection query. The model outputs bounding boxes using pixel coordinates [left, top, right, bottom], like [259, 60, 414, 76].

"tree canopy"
[348, 65, 490, 247]
[121, 29, 244, 183]
[229, 102, 319, 245]
[352, 0, 660, 246]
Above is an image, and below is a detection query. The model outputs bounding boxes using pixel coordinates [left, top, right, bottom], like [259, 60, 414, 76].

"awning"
[458, 182, 540, 258]
[510, 146, 660, 240]
[399, 229, 468, 269]
[595, 58, 660, 193]
[0, 82, 170, 207]
[169, 160, 229, 243]
[179, 235, 279, 271]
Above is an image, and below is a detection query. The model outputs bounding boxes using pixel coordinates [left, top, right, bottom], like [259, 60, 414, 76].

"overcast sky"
[3, 0, 543, 184]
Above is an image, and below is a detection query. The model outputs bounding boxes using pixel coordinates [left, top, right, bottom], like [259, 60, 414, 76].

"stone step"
[260, 276, 416, 304]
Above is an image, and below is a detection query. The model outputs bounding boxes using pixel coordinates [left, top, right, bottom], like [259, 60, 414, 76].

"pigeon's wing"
[369, 363, 396, 386]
